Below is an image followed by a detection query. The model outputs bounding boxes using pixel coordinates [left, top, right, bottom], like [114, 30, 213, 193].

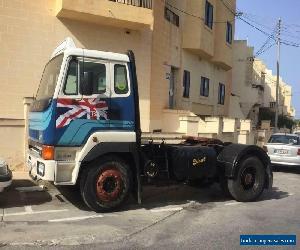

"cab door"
[55, 57, 111, 146]
[109, 62, 135, 130]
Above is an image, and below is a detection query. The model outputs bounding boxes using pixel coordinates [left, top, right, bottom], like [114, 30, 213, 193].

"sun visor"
[51, 37, 76, 59]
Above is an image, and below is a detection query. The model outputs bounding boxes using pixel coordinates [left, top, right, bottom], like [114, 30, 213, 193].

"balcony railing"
[109, 0, 152, 9]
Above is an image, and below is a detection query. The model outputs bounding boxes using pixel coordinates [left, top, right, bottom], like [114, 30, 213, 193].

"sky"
[235, 0, 300, 118]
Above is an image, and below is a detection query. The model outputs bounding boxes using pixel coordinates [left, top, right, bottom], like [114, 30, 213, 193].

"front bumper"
[0, 169, 12, 192]
[26, 151, 56, 181]
[271, 160, 300, 166]
[269, 155, 300, 166]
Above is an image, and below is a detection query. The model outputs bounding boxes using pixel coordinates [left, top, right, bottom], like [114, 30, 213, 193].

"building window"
[165, 7, 179, 27]
[270, 102, 276, 108]
[205, 1, 213, 29]
[226, 22, 233, 44]
[183, 70, 190, 98]
[200, 77, 209, 97]
[218, 83, 225, 105]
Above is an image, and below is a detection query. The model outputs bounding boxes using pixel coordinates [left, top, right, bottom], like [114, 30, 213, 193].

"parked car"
[264, 133, 300, 166]
[0, 159, 12, 192]
[293, 131, 300, 136]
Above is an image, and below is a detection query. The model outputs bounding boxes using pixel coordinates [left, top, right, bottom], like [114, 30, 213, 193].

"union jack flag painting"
[56, 98, 108, 129]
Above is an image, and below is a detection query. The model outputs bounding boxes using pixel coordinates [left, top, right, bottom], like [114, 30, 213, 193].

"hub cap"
[96, 168, 123, 202]
[241, 167, 256, 190]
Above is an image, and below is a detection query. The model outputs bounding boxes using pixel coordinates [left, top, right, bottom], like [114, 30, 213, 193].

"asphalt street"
[0, 166, 299, 250]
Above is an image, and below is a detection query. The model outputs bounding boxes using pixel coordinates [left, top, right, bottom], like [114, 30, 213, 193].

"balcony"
[182, 0, 215, 59]
[56, 0, 153, 30]
[211, 0, 235, 70]
[109, 0, 152, 9]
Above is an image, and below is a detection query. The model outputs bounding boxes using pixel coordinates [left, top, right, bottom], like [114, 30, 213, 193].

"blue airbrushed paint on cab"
[29, 99, 135, 146]
[28, 61, 136, 147]
[29, 100, 57, 145]
[57, 119, 134, 146]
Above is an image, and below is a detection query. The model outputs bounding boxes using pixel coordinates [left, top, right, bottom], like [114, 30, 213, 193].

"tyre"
[227, 156, 265, 202]
[80, 156, 132, 212]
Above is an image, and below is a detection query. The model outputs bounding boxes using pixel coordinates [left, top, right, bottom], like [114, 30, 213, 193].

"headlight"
[0, 159, 9, 176]
[37, 162, 45, 176]
[55, 149, 76, 162]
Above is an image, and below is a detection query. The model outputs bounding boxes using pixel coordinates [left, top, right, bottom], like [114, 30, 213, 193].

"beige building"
[263, 70, 295, 118]
[230, 40, 295, 128]
[229, 40, 265, 125]
[0, 0, 236, 167]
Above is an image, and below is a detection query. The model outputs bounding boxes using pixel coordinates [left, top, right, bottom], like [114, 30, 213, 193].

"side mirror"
[80, 71, 93, 95]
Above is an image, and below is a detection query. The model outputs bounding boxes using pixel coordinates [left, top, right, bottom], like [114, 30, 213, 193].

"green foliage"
[258, 108, 295, 129]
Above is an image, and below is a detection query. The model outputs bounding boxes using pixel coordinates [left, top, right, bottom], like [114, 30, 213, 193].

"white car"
[264, 133, 300, 166]
[0, 159, 12, 192]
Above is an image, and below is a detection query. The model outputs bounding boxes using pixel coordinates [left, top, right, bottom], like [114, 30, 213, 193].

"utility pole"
[275, 18, 281, 132]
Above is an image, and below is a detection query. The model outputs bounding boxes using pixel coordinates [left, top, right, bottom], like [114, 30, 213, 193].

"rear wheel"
[80, 156, 132, 212]
[227, 156, 265, 202]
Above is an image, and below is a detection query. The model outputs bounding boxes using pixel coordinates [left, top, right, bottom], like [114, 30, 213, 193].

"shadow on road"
[52, 182, 292, 213]
[272, 165, 300, 174]
[56, 186, 90, 211]
[257, 187, 290, 202]
[0, 180, 52, 209]
[141, 184, 227, 208]
[57, 183, 229, 212]
[1, 176, 291, 213]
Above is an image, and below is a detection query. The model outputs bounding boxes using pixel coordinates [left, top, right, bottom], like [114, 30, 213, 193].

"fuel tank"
[167, 145, 217, 181]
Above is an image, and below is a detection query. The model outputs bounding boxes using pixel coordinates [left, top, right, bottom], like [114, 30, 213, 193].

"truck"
[26, 38, 273, 212]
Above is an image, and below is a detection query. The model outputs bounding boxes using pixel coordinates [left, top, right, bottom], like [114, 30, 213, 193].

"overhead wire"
[167, 1, 300, 49]
[256, 43, 276, 57]
[165, 2, 235, 23]
[237, 13, 300, 48]
[254, 25, 277, 56]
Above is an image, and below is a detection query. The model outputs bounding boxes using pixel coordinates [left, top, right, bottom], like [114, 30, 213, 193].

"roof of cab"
[50, 37, 129, 62]
[64, 48, 130, 62]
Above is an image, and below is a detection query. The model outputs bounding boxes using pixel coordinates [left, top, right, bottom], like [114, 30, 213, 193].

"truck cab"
[27, 38, 138, 184]
[27, 38, 272, 212]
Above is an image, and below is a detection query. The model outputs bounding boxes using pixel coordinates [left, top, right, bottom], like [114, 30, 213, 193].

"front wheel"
[227, 156, 266, 202]
[80, 156, 132, 212]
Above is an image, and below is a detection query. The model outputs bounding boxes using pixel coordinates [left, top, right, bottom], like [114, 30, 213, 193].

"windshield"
[268, 135, 299, 144]
[36, 55, 64, 101]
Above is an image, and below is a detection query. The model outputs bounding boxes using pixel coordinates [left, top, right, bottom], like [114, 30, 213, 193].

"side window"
[183, 70, 190, 98]
[226, 22, 233, 44]
[80, 61, 107, 94]
[200, 77, 210, 97]
[114, 64, 129, 95]
[205, 1, 213, 29]
[218, 83, 225, 105]
[64, 60, 78, 95]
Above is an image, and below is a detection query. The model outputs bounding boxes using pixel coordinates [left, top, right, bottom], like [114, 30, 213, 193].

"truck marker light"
[42, 145, 55, 160]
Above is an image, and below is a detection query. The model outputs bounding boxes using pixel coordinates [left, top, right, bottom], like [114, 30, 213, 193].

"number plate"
[275, 149, 288, 154]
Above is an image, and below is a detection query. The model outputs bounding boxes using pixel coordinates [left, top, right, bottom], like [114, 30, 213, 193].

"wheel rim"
[96, 167, 123, 202]
[240, 166, 257, 190]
